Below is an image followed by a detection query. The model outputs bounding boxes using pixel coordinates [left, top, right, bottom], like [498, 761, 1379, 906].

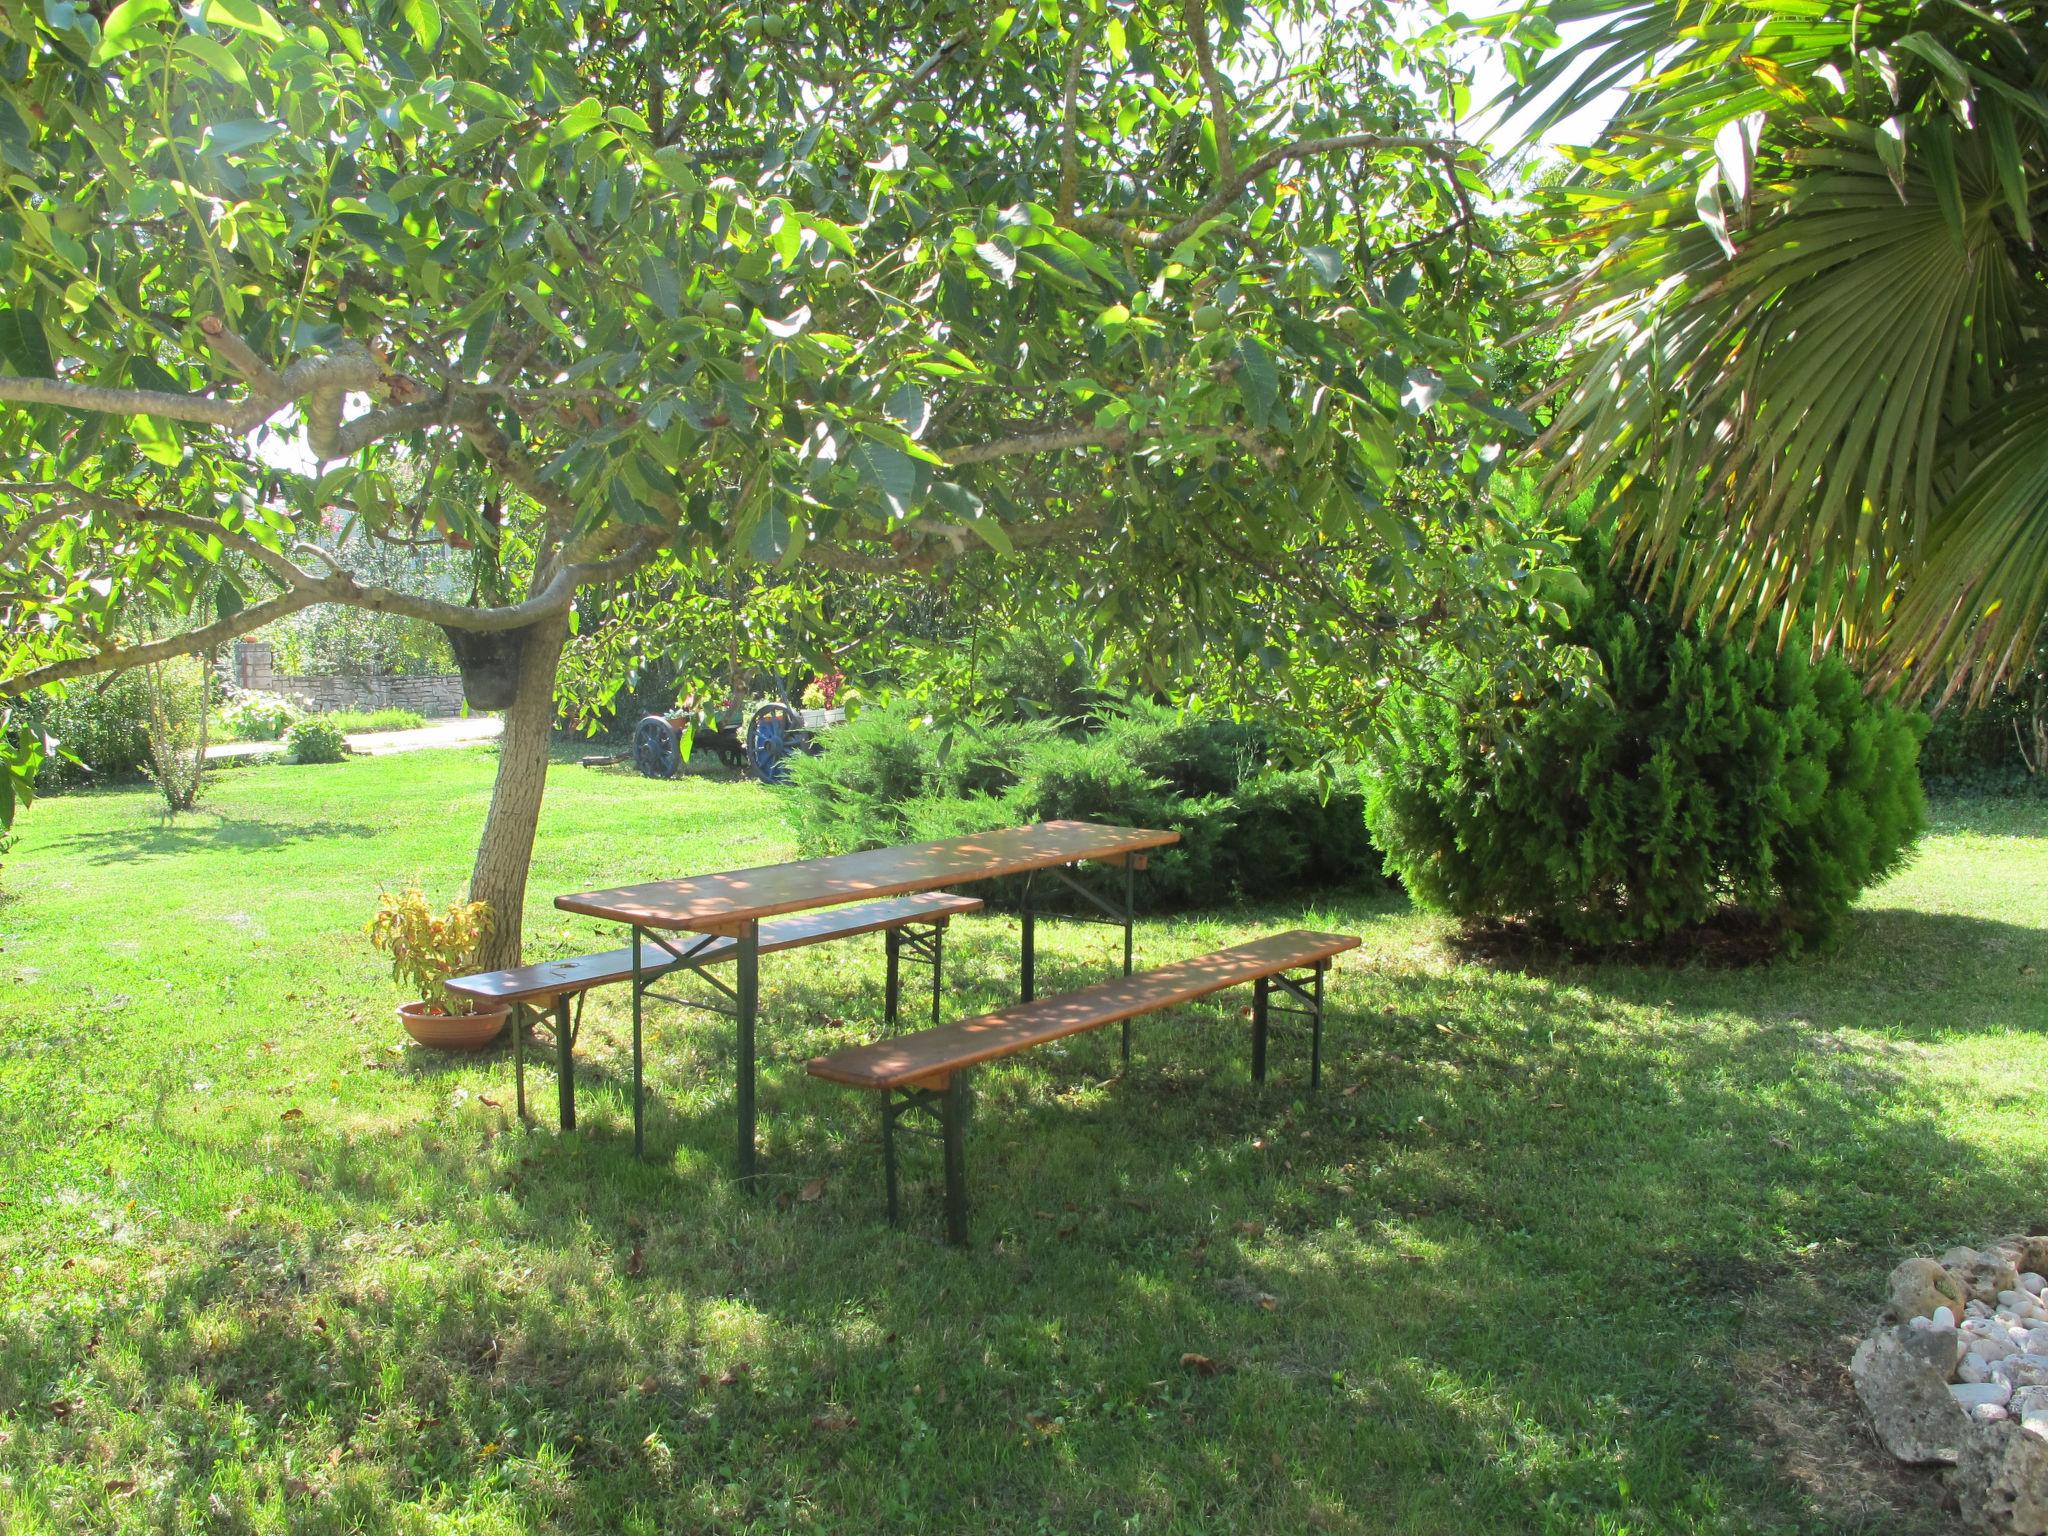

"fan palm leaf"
[1492, 0, 2048, 699]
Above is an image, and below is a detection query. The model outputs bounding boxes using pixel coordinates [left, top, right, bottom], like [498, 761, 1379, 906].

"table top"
[555, 819, 1180, 933]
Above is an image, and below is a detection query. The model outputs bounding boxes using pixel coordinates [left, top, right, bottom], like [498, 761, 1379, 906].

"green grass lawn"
[2, 748, 2045, 1534]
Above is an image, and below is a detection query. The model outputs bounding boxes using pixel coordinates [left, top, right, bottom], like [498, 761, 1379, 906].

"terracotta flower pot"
[399, 999, 510, 1051]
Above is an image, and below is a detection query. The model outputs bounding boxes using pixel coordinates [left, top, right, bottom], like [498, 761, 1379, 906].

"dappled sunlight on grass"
[1, 754, 2044, 1530]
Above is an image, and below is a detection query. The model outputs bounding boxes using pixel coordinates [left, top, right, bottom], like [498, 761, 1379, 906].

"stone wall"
[231, 641, 469, 717]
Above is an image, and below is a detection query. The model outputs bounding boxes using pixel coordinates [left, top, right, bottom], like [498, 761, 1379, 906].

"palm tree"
[1492, 1, 2048, 701]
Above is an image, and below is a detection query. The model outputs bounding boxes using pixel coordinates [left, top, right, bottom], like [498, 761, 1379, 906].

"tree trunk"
[467, 614, 567, 970]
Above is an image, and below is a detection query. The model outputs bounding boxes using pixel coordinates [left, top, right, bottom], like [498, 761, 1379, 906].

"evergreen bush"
[787, 699, 1378, 909]
[1365, 533, 1928, 948]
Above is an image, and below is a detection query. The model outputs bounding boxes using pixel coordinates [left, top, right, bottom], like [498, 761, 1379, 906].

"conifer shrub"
[1364, 534, 1927, 948]
[786, 699, 1378, 909]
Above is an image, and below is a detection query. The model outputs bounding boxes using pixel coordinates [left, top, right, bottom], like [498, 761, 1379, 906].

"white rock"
[1970, 1301, 1994, 1319]
[1954, 1380, 2015, 1408]
[1983, 1336, 2019, 1361]
[1934, 1305, 1959, 1330]
[1973, 1401, 2013, 1424]
[2014, 1387, 2048, 1416]
[1963, 1354, 1995, 1383]
[1911, 1314, 1933, 1331]
[2002, 1291, 2030, 1312]
[2009, 1356, 2048, 1389]
[2024, 1272, 2047, 1296]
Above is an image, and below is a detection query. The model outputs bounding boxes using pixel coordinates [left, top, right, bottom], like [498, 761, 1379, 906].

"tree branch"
[1182, 0, 1237, 190]
[940, 419, 1279, 472]
[1064, 132, 1454, 251]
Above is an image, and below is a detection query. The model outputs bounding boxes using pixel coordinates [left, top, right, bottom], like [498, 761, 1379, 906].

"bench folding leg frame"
[1251, 963, 1330, 1089]
[1019, 855, 1140, 1062]
[879, 1072, 972, 1246]
[511, 993, 583, 1129]
[882, 919, 951, 1032]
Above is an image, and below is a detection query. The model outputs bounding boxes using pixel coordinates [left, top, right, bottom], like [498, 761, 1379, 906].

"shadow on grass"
[48, 814, 382, 864]
[11, 920, 2037, 1533]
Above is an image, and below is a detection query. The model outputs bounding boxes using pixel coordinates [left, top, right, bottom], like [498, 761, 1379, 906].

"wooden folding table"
[554, 818, 1180, 1179]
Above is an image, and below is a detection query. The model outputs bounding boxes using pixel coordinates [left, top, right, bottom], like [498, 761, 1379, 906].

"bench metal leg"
[555, 994, 576, 1130]
[1252, 975, 1270, 1084]
[735, 919, 759, 1184]
[876, 1072, 972, 1244]
[931, 922, 944, 1026]
[884, 927, 901, 1032]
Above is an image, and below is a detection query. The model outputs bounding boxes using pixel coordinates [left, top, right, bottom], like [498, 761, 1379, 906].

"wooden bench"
[447, 891, 984, 1129]
[807, 928, 1361, 1243]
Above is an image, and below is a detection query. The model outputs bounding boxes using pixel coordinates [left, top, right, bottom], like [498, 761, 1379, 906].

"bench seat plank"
[808, 929, 1359, 1091]
[446, 891, 984, 1005]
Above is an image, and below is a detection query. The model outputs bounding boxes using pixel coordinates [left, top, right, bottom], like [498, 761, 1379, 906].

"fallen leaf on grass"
[798, 1176, 826, 1203]
[104, 1479, 136, 1497]
[283, 1476, 313, 1498]
[1179, 1352, 1220, 1376]
[812, 1409, 856, 1432]
[1253, 1294, 1279, 1312]
[638, 1375, 659, 1394]
[280, 1108, 304, 1122]
[479, 1094, 501, 1108]
[1234, 1221, 1264, 1238]
[625, 1243, 643, 1278]
[717, 1365, 746, 1386]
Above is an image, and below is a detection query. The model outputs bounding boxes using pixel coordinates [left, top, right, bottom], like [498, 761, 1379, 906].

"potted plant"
[366, 887, 508, 1050]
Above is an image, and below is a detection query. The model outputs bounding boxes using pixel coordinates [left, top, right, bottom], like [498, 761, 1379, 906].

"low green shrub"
[285, 717, 350, 765]
[10, 672, 152, 788]
[217, 689, 305, 742]
[787, 699, 1378, 909]
[1365, 531, 1927, 949]
[319, 707, 428, 734]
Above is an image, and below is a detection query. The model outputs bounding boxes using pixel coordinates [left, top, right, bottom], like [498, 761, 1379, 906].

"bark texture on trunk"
[467, 614, 567, 970]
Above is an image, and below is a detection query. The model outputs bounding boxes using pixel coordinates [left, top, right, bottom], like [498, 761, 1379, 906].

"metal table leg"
[735, 919, 759, 1183]
[1020, 871, 1037, 1003]
[555, 994, 575, 1130]
[512, 1000, 526, 1120]
[1120, 856, 1135, 1064]
[884, 927, 902, 1031]
[631, 927, 644, 1154]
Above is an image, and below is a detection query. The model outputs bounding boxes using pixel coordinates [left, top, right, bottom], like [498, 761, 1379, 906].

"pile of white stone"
[1852, 1237, 2048, 1534]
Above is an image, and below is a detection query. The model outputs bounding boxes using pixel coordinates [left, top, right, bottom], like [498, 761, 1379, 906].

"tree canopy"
[0, 0, 1557, 954]
[1496, 0, 2048, 702]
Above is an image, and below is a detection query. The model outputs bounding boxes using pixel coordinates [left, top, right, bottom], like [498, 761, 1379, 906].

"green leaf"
[639, 255, 680, 319]
[0, 99, 30, 175]
[200, 0, 284, 41]
[886, 382, 929, 438]
[439, 0, 485, 50]
[975, 237, 1017, 286]
[401, 0, 441, 49]
[848, 435, 917, 520]
[1234, 336, 1278, 426]
[748, 498, 794, 562]
[96, 0, 171, 58]
[0, 308, 54, 378]
[1301, 244, 1345, 287]
[177, 33, 250, 86]
[202, 119, 282, 156]
[558, 97, 605, 140]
